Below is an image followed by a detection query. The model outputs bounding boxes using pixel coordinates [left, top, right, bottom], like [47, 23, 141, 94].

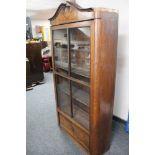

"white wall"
[76, 0, 129, 120]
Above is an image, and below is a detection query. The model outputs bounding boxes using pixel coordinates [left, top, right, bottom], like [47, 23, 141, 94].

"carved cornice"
[48, 1, 93, 21]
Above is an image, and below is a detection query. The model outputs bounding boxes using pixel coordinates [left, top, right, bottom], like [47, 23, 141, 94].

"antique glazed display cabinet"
[49, 1, 118, 155]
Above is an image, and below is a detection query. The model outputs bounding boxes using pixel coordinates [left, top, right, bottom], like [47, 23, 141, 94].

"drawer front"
[72, 124, 89, 150]
[59, 114, 73, 136]
[59, 113, 89, 151]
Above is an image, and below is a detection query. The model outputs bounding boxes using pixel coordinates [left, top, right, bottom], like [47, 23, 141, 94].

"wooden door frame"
[50, 20, 95, 151]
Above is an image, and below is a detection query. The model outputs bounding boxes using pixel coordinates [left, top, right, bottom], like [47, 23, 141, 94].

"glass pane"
[53, 29, 68, 75]
[56, 75, 71, 116]
[71, 82, 90, 129]
[70, 27, 90, 83]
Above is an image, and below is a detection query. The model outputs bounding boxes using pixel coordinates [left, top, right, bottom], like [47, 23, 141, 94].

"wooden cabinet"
[49, 2, 118, 155]
[26, 42, 44, 85]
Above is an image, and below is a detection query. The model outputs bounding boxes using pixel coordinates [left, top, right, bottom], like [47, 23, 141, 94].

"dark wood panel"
[90, 13, 118, 155]
[72, 122, 89, 150]
[26, 43, 44, 83]
[26, 59, 32, 87]
[59, 114, 74, 136]
[59, 112, 89, 151]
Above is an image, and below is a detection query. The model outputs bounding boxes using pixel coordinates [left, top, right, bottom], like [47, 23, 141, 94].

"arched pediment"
[48, 1, 94, 26]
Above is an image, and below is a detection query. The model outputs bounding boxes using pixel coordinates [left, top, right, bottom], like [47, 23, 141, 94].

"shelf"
[71, 67, 90, 78]
[59, 102, 71, 116]
[57, 108, 89, 135]
[71, 48, 90, 52]
[54, 61, 90, 79]
[58, 104, 89, 130]
[55, 61, 68, 71]
[57, 83, 89, 106]
[72, 86, 89, 106]
[71, 63, 90, 78]
[73, 104, 89, 129]
[54, 47, 68, 49]
[55, 71, 90, 87]
[57, 82, 70, 95]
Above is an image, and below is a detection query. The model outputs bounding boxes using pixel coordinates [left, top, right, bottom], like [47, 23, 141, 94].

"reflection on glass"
[70, 27, 90, 82]
[56, 76, 71, 116]
[53, 27, 91, 129]
[53, 29, 68, 74]
[71, 82, 90, 129]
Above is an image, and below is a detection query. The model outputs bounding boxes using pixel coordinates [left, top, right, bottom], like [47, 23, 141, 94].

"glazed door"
[52, 22, 92, 130]
[70, 27, 90, 83]
[53, 29, 68, 75]
[69, 27, 90, 130]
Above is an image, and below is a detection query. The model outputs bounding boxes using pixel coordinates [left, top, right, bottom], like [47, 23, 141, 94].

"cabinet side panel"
[90, 13, 118, 155]
[89, 19, 100, 155]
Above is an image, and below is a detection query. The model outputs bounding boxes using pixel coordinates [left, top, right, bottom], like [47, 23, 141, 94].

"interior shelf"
[57, 91, 71, 116]
[57, 83, 89, 106]
[58, 104, 89, 129]
[55, 62, 90, 79]
[55, 61, 68, 71]
[71, 65, 90, 78]
[73, 104, 89, 129]
[72, 86, 89, 106]
[57, 82, 70, 95]
[59, 101, 71, 116]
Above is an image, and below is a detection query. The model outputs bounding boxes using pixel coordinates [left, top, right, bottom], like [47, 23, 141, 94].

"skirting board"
[113, 115, 126, 124]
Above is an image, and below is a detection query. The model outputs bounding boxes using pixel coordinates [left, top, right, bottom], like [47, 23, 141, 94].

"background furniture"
[41, 41, 53, 72]
[26, 58, 32, 88]
[26, 42, 44, 85]
[42, 57, 51, 72]
[49, 2, 118, 155]
[49, 56, 53, 71]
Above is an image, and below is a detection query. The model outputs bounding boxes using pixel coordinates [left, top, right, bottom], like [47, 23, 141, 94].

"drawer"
[59, 113, 89, 151]
[72, 124, 89, 150]
[59, 114, 74, 136]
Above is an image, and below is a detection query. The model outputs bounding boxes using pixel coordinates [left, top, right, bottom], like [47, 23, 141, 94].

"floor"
[26, 72, 129, 155]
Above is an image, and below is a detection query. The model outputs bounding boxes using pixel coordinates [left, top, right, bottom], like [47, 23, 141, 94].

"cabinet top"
[49, 1, 118, 26]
